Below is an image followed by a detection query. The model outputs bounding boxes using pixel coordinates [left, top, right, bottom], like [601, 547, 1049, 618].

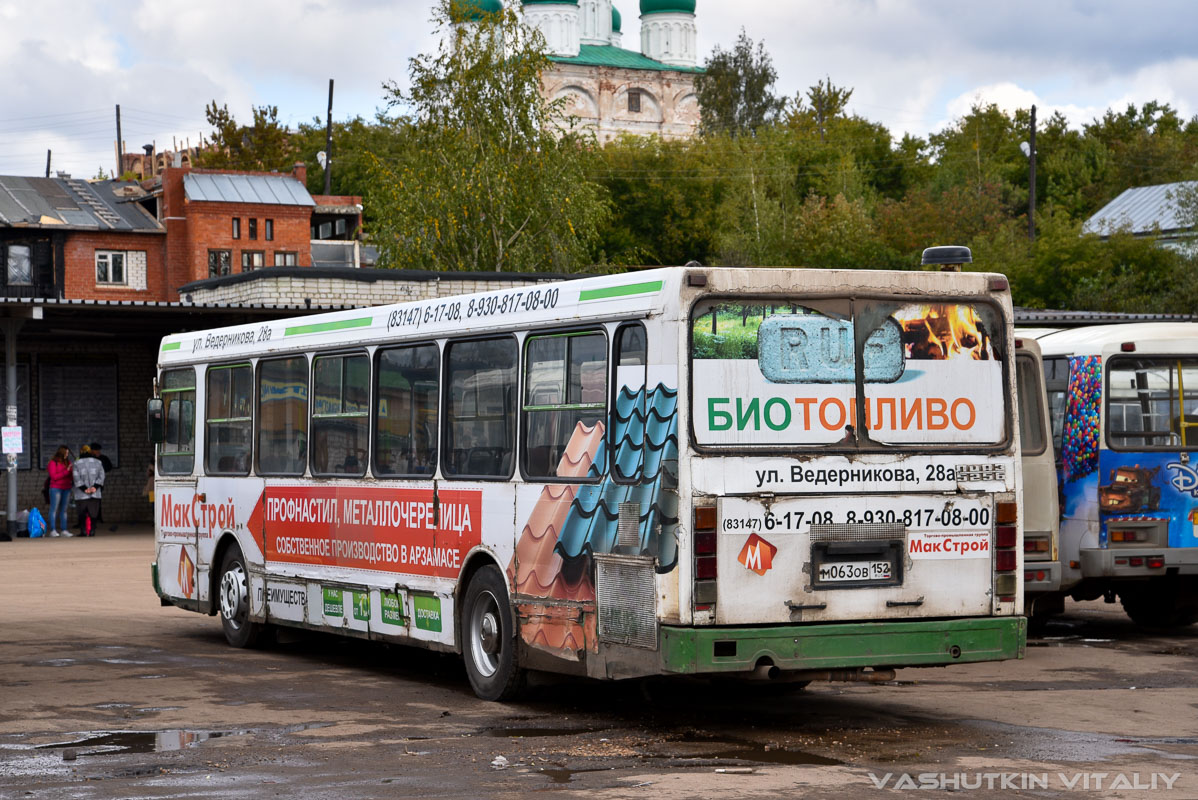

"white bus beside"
[149, 265, 1027, 699]
[1030, 323, 1198, 627]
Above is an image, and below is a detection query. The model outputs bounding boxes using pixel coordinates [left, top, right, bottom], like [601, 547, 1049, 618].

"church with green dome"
[518, 1, 702, 143]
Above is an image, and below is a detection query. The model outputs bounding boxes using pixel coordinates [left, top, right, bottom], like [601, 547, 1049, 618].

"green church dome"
[453, 0, 503, 21]
[612, 6, 622, 31]
[640, 0, 695, 14]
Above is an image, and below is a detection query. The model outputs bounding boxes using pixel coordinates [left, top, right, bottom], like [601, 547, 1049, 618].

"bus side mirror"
[147, 397, 165, 443]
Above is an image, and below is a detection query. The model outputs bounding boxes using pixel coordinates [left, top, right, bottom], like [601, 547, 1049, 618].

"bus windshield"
[691, 298, 1007, 449]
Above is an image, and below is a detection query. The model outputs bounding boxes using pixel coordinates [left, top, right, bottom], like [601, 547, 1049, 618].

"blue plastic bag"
[27, 507, 46, 538]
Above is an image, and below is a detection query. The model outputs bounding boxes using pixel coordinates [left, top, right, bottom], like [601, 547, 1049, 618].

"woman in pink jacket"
[46, 445, 74, 538]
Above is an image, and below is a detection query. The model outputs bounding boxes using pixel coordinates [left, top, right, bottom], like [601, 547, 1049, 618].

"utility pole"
[323, 79, 334, 195]
[1028, 104, 1037, 242]
[115, 104, 124, 178]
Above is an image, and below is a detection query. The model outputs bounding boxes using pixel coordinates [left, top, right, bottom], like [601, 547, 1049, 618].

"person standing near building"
[88, 442, 114, 528]
[73, 445, 105, 537]
[46, 445, 74, 538]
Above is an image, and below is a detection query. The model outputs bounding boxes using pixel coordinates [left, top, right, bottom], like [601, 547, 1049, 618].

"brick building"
[0, 168, 571, 531]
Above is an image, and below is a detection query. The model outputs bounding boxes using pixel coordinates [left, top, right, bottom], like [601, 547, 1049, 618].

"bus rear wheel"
[218, 543, 267, 648]
[461, 565, 523, 701]
[1120, 578, 1198, 630]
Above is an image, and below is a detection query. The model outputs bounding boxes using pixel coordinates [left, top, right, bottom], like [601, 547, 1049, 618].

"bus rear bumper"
[659, 617, 1026, 675]
[1080, 547, 1198, 578]
[1023, 560, 1061, 593]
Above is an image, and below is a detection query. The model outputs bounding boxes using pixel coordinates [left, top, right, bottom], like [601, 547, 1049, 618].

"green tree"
[367, 0, 608, 272]
[694, 30, 787, 137]
[195, 102, 298, 172]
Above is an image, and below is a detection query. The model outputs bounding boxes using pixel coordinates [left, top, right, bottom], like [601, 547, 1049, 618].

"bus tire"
[218, 543, 267, 648]
[1119, 578, 1198, 630]
[461, 565, 524, 701]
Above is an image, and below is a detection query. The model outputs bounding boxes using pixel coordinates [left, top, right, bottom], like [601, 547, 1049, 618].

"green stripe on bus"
[160, 342, 181, 351]
[578, 280, 663, 302]
[284, 317, 372, 336]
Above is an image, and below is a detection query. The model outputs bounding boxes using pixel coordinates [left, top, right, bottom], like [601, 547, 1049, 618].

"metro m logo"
[737, 533, 777, 576]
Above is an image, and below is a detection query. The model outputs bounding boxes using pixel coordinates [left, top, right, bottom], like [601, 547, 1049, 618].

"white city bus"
[149, 265, 1027, 700]
[1030, 323, 1198, 627]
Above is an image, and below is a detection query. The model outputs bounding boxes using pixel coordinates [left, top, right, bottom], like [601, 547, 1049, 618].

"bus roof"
[157, 266, 1011, 367]
[1033, 322, 1198, 358]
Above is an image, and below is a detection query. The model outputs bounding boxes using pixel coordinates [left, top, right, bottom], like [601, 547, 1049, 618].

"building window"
[265, 219, 274, 241]
[317, 221, 332, 239]
[208, 249, 232, 277]
[95, 251, 127, 285]
[241, 251, 264, 272]
[249, 218, 258, 240]
[628, 89, 641, 113]
[232, 218, 240, 240]
[335, 218, 346, 237]
[6, 244, 31, 285]
[273, 252, 297, 267]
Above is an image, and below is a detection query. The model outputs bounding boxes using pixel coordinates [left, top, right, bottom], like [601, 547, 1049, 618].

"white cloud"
[1, 0, 1196, 176]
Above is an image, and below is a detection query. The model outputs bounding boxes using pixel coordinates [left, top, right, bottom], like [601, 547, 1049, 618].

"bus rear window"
[691, 298, 1007, 449]
[1107, 357, 1198, 450]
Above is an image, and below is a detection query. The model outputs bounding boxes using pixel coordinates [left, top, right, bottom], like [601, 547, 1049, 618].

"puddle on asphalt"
[35, 729, 238, 755]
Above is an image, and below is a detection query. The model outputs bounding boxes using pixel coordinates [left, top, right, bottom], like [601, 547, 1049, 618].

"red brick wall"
[159, 166, 316, 290]
[185, 202, 312, 281]
[62, 232, 168, 301]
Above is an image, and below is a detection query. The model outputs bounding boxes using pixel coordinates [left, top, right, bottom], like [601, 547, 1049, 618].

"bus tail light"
[994, 501, 1018, 602]
[1148, 557, 1165, 569]
[694, 504, 717, 609]
[996, 525, 1017, 549]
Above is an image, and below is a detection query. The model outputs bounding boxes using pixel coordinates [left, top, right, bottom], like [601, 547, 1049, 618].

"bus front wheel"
[461, 565, 524, 701]
[218, 543, 267, 648]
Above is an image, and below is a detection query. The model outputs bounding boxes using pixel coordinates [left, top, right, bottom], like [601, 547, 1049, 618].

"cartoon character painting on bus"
[1059, 354, 1198, 550]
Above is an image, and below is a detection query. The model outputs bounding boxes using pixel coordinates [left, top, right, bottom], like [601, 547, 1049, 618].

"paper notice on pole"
[2, 426, 22, 454]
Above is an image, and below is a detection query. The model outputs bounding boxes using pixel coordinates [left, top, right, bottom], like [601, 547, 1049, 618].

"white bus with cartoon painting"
[149, 262, 1026, 700]
[1032, 324, 1198, 628]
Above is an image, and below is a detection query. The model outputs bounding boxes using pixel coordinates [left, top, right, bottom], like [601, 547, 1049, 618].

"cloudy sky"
[2, 0, 1195, 178]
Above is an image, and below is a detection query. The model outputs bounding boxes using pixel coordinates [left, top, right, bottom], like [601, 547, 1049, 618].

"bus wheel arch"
[213, 534, 268, 648]
[456, 554, 524, 701]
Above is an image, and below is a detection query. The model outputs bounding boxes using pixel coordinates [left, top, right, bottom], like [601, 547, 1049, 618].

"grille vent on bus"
[810, 523, 907, 542]
[595, 553, 657, 649]
[617, 502, 641, 549]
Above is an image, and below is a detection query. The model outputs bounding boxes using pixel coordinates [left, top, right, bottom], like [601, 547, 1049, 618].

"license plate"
[816, 560, 893, 583]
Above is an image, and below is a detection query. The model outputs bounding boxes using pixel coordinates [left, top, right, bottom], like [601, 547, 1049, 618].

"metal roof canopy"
[1083, 180, 1198, 237]
[184, 173, 315, 206]
[1015, 307, 1196, 326]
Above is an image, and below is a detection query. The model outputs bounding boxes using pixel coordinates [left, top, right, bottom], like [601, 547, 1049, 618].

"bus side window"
[612, 323, 647, 483]
[311, 353, 370, 477]
[444, 338, 517, 479]
[257, 356, 308, 476]
[522, 331, 607, 481]
[375, 343, 439, 477]
[159, 368, 196, 475]
[205, 363, 252, 475]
